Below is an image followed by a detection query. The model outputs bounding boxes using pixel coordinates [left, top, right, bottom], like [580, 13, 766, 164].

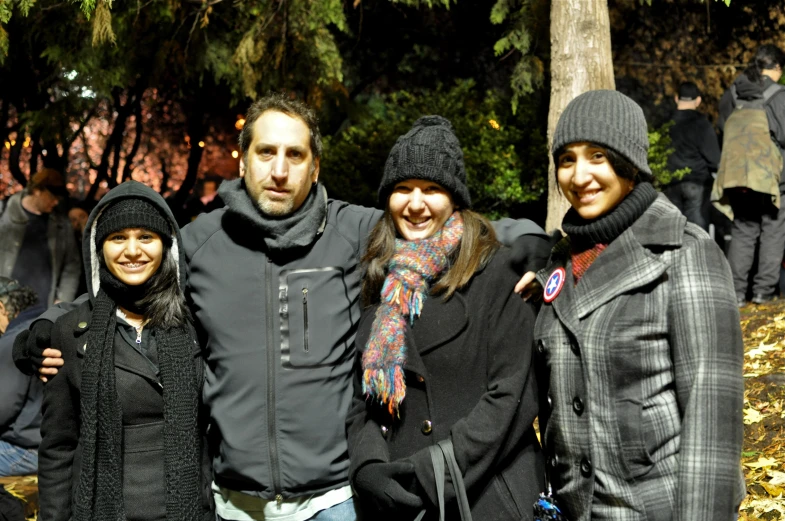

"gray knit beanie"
[552, 90, 652, 177]
[378, 115, 471, 208]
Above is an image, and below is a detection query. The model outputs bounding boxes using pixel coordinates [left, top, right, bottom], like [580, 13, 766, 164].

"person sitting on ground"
[0, 277, 45, 477]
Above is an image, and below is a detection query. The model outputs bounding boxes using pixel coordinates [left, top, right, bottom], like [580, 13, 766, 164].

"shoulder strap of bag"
[414, 440, 473, 521]
[439, 440, 473, 521]
[414, 447, 445, 521]
[762, 82, 785, 104]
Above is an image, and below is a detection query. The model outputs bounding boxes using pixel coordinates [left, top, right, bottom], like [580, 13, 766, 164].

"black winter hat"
[378, 115, 471, 208]
[95, 198, 172, 248]
[552, 90, 652, 177]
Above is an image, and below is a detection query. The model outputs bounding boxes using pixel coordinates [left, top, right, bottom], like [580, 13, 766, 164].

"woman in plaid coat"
[534, 90, 745, 521]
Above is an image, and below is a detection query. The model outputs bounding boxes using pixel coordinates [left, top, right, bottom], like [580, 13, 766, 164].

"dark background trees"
[0, 0, 782, 224]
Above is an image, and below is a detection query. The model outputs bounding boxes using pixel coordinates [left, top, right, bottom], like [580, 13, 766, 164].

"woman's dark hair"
[554, 143, 653, 185]
[361, 209, 500, 306]
[138, 246, 191, 329]
[0, 283, 38, 320]
[744, 44, 785, 84]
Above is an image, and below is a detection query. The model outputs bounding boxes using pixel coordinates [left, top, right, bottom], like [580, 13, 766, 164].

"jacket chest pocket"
[280, 267, 353, 368]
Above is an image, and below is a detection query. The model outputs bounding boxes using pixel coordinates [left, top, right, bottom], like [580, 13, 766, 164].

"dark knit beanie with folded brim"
[552, 90, 652, 179]
[378, 115, 471, 208]
[95, 198, 173, 249]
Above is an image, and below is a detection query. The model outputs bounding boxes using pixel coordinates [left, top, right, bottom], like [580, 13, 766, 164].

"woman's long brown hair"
[361, 209, 500, 307]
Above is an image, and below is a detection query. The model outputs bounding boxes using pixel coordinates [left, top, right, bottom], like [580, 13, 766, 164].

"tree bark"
[545, 0, 615, 232]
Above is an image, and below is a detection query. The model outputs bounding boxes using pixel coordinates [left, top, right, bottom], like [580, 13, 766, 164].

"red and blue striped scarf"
[362, 212, 464, 416]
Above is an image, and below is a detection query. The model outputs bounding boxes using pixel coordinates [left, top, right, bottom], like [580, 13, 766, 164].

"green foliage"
[321, 79, 546, 218]
[222, 0, 349, 100]
[490, 0, 546, 113]
[648, 121, 691, 188]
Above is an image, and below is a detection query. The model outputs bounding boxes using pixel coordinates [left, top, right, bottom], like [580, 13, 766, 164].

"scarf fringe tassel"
[362, 365, 406, 416]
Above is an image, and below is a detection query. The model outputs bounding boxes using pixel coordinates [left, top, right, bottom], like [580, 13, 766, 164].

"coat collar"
[538, 196, 684, 327]
[5, 193, 28, 224]
[72, 301, 161, 384]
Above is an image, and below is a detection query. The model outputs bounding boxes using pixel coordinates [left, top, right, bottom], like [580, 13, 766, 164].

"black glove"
[510, 234, 554, 275]
[354, 461, 424, 512]
[12, 320, 52, 376]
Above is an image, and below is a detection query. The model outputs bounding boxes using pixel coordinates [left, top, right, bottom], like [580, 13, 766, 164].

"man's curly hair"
[0, 276, 38, 320]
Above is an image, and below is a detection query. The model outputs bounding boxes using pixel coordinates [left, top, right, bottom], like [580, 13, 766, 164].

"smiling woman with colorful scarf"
[346, 116, 545, 521]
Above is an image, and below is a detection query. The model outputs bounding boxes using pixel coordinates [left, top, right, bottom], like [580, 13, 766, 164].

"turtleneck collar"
[561, 182, 658, 247]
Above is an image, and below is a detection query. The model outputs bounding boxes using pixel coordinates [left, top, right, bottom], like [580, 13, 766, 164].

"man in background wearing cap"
[0, 169, 80, 307]
[662, 81, 721, 231]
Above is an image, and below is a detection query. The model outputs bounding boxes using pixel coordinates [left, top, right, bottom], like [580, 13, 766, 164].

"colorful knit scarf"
[362, 212, 464, 416]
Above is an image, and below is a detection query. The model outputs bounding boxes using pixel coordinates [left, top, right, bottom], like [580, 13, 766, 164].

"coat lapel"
[571, 231, 668, 319]
[546, 196, 684, 321]
[74, 303, 160, 383]
[537, 239, 582, 341]
[410, 291, 468, 356]
[114, 330, 160, 384]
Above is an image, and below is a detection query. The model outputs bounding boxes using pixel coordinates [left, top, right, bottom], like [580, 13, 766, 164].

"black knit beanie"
[378, 115, 471, 208]
[95, 198, 172, 249]
[552, 90, 652, 179]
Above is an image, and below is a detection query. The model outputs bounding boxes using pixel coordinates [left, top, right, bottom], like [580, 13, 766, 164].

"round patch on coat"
[543, 267, 566, 303]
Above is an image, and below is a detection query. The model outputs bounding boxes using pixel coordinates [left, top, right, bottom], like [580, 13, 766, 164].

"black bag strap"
[414, 440, 473, 521]
[763, 82, 785, 104]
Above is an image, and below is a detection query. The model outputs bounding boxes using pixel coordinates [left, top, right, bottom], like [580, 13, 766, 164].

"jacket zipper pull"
[302, 288, 309, 353]
[135, 326, 143, 344]
[276, 494, 283, 508]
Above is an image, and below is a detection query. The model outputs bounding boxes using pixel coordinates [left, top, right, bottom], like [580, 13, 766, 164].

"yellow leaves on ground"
[740, 304, 785, 517]
[743, 400, 785, 425]
[744, 456, 780, 469]
[744, 407, 764, 424]
[740, 497, 785, 519]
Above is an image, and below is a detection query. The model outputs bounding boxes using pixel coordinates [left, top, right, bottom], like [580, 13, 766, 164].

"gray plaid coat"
[534, 196, 745, 521]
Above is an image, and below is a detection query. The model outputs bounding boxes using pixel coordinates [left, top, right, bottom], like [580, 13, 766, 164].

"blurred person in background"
[0, 169, 80, 306]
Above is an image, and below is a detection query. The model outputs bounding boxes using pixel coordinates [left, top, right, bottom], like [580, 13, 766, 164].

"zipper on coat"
[266, 259, 283, 506]
[302, 287, 309, 353]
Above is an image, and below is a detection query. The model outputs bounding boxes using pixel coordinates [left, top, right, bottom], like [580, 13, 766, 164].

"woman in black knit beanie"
[532, 90, 744, 521]
[38, 181, 212, 521]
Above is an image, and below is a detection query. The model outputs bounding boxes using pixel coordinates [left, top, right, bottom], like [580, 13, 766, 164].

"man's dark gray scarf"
[219, 179, 327, 252]
[74, 269, 201, 521]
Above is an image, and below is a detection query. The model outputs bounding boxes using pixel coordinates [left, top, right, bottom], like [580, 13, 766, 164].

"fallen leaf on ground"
[747, 342, 780, 358]
[768, 470, 785, 486]
[744, 456, 779, 468]
[744, 408, 765, 424]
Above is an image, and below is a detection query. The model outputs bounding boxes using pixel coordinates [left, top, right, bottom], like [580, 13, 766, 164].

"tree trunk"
[545, 0, 615, 232]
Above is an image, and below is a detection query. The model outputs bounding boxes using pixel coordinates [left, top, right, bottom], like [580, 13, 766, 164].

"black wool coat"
[37, 301, 214, 521]
[347, 247, 545, 521]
